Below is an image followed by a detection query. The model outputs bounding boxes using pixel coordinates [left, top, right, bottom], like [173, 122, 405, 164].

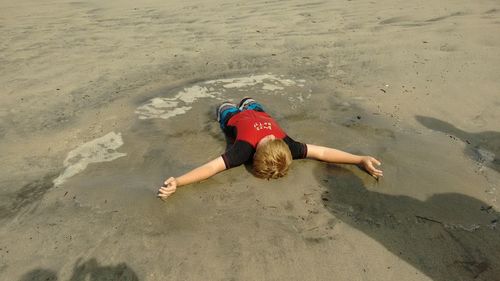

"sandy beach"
[1, 0, 500, 280]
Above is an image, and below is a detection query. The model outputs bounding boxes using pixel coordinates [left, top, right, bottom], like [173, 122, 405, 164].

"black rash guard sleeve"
[221, 140, 254, 169]
[283, 136, 308, 159]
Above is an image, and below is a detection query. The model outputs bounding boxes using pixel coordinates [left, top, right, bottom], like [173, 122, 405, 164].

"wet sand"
[1, 0, 500, 280]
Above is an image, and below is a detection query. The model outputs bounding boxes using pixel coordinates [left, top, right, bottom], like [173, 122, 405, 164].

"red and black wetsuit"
[221, 110, 307, 169]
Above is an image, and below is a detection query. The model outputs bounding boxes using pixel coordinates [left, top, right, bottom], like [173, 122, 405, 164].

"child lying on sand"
[158, 98, 383, 200]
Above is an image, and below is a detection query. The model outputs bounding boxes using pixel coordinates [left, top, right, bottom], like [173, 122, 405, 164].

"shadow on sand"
[416, 116, 500, 173]
[316, 165, 500, 281]
[19, 258, 139, 281]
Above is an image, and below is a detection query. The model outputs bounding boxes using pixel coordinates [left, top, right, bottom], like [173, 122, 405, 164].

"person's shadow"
[416, 116, 500, 173]
[19, 258, 139, 281]
[316, 164, 500, 281]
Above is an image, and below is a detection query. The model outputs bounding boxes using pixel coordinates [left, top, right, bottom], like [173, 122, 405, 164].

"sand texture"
[1, 0, 500, 280]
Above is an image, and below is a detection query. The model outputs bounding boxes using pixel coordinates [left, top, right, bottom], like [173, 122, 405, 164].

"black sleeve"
[284, 136, 308, 159]
[221, 140, 255, 169]
[223, 125, 237, 141]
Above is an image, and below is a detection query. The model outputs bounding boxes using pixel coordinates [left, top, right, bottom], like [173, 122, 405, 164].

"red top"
[227, 110, 286, 147]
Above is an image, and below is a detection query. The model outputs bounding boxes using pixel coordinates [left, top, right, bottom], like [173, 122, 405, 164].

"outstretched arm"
[157, 156, 226, 200]
[306, 144, 383, 178]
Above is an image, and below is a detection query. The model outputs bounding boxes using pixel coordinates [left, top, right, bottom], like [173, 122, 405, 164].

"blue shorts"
[217, 98, 265, 130]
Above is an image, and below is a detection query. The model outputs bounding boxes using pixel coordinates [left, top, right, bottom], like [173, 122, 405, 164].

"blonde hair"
[253, 139, 293, 179]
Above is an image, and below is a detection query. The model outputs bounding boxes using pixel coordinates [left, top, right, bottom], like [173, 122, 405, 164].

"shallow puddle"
[53, 132, 126, 186]
[135, 74, 310, 120]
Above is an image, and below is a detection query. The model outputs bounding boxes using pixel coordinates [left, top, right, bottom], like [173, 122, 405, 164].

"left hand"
[359, 156, 383, 179]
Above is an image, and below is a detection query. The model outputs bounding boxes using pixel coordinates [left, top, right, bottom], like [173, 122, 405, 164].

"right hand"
[359, 156, 383, 179]
[157, 177, 178, 201]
